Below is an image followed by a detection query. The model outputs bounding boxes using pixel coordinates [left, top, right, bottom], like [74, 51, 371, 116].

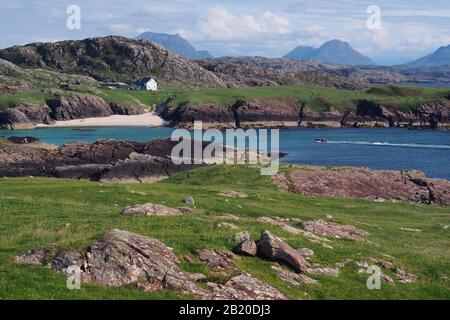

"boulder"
[234, 240, 257, 257]
[7, 136, 40, 144]
[183, 196, 196, 208]
[227, 231, 251, 245]
[257, 230, 310, 273]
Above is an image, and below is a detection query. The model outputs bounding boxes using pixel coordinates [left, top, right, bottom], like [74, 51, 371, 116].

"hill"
[405, 45, 450, 67]
[284, 40, 376, 66]
[0, 36, 225, 87]
[0, 164, 448, 299]
[136, 32, 213, 59]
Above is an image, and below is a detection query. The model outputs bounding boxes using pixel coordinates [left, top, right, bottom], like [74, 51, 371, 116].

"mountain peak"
[136, 31, 213, 60]
[284, 39, 375, 66]
[405, 44, 450, 67]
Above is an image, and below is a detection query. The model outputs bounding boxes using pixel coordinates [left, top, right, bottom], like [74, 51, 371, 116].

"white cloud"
[178, 6, 291, 42]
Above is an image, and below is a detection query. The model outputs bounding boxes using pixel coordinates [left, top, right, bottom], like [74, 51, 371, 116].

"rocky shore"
[0, 138, 204, 182]
[273, 166, 450, 205]
[1, 137, 448, 205]
[156, 97, 450, 130]
[0, 94, 143, 130]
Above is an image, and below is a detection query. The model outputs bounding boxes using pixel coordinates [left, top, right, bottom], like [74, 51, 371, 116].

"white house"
[131, 77, 158, 91]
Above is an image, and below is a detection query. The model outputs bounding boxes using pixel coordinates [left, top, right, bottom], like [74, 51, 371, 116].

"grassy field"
[0, 165, 449, 300]
[168, 84, 450, 112]
[1, 82, 449, 112]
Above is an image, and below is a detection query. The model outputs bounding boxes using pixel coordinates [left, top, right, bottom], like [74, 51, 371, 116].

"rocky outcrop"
[208, 274, 287, 300]
[157, 97, 302, 128]
[0, 36, 226, 87]
[257, 230, 310, 273]
[157, 95, 450, 129]
[273, 166, 450, 205]
[298, 220, 369, 241]
[198, 60, 366, 90]
[17, 229, 208, 297]
[0, 138, 205, 182]
[0, 94, 143, 129]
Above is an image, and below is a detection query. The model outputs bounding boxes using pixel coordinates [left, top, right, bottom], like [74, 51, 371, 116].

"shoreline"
[35, 112, 166, 128]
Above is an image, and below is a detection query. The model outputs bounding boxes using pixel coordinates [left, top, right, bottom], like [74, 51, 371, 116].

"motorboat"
[315, 137, 328, 143]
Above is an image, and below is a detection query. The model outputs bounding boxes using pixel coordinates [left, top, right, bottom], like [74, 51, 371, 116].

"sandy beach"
[36, 112, 166, 128]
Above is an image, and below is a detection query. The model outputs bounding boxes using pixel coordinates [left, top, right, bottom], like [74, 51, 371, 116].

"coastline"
[35, 112, 166, 128]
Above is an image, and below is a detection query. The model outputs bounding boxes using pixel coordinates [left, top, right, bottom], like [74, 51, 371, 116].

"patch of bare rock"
[273, 167, 450, 205]
[356, 257, 417, 284]
[16, 229, 286, 300]
[121, 203, 194, 216]
[257, 216, 368, 246]
[299, 219, 369, 241]
[218, 190, 248, 198]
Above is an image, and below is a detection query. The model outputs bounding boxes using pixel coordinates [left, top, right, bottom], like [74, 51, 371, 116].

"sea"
[1, 126, 449, 180]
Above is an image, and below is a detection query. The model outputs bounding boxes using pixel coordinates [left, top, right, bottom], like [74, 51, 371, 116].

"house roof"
[132, 77, 156, 86]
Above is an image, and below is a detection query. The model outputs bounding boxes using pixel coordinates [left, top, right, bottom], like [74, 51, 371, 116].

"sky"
[0, 0, 450, 65]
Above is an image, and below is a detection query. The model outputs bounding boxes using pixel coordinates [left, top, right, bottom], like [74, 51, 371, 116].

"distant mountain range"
[404, 45, 450, 67]
[136, 32, 213, 60]
[284, 40, 375, 66]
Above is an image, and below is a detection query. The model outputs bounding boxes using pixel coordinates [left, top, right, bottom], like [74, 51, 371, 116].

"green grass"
[167, 84, 450, 112]
[0, 165, 449, 300]
[1, 80, 449, 113]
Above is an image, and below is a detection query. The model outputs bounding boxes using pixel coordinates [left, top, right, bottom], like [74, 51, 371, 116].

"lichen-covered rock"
[257, 230, 310, 273]
[16, 245, 58, 265]
[234, 240, 257, 257]
[217, 222, 239, 230]
[297, 248, 314, 258]
[209, 274, 287, 300]
[218, 190, 248, 198]
[275, 168, 450, 205]
[197, 249, 239, 273]
[227, 231, 251, 245]
[299, 220, 368, 241]
[121, 203, 185, 216]
[306, 267, 340, 277]
[272, 266, 319, 286]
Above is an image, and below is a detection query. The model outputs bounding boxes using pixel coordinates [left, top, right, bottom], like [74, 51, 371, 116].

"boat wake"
[326, 140, 450, 150]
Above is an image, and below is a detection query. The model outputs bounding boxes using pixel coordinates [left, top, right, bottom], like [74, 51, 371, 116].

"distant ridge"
[404, 45, 450, 67]
[284, 39, 375, 66]
[136, 31, 213, 59]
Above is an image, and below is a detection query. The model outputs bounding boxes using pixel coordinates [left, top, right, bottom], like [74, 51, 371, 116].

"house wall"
[146, 79, 158, 91]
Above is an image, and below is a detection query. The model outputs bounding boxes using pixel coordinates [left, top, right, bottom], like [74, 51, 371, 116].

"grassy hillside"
[0, 165, 448, 299]
[168, 84, 450, 112]
[0, 86, 179, 110]
[1, 63, 448, 113]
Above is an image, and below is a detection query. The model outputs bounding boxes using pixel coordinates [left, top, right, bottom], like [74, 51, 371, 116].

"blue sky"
[1, 0, 449, 64]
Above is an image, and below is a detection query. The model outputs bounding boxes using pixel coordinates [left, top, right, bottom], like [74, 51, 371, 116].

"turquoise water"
[1, 126, 449, 180]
